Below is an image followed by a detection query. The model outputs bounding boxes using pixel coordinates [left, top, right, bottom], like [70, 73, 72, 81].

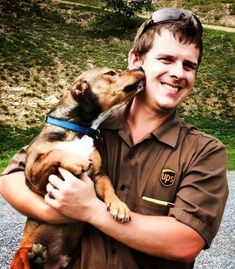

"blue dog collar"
[45, 116, 99, 140]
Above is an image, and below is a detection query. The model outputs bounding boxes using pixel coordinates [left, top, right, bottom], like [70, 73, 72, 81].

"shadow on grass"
[0, 123, 41, 173]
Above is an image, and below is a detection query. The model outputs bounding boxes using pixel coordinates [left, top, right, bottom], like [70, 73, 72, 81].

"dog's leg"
[11, 218, 85, 269]
[26, 149, 91, 195]
[10, 219, 44, 269]
[95, 173, 131, 222]
[10, 247, 31, 269]
[90, 150, 131, 222]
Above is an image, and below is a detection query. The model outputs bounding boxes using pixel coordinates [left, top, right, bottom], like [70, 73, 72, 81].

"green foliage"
[89, 0, 155, 35]
[222, 0, 235, 3]
[105, 0, 154, 18]
[230, 3, 235, 15]
[181, 0, 219, 11]
[89, 10, 143, 37]
[0, 0, 47, 17]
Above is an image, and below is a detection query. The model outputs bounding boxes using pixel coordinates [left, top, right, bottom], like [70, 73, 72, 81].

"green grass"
[0, 1, 234, 171]
[0, 124, 41, 173]
[179, 28, 235, 120]
[152, 0, 235, 26]
[182, 117, 235, 170]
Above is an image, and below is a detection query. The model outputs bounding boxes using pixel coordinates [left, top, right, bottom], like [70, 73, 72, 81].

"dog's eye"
[104, 71, 117, 76]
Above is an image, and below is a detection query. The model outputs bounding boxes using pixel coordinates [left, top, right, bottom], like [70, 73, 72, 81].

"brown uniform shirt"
[2, 104, 228, 269]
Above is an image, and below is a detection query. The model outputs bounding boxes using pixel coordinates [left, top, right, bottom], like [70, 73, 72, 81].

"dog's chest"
[55, 136, 94, 158]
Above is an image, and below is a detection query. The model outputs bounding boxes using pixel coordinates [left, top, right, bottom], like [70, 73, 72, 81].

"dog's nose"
[133, 66, 144, 73]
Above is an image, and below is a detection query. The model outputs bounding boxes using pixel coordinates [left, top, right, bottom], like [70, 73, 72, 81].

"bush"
[230, 3, 235, 15]
[89, 0, 154, 36]
[89, 10, 143, 37]
[105, 0, 154, 18]
[0, 0, 47, 17]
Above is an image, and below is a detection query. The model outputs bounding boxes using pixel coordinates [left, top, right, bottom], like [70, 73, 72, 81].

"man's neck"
[127, 97, 174, 144]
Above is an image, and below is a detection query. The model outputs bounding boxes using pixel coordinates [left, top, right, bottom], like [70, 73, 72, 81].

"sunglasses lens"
[140, 8, 202, 37]
[151, 8, 181, 22]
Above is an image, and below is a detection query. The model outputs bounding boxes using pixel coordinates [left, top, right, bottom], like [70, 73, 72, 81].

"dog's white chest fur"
[55, 136, 94, 158]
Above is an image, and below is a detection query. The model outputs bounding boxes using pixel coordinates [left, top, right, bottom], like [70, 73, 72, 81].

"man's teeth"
[162, 83, 180, 92]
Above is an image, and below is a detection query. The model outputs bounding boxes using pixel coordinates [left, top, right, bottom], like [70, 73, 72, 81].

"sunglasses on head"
[138, 8, 203, 37]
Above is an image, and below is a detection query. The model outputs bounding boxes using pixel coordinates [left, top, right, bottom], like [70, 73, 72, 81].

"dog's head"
[70, 68, 145, 115]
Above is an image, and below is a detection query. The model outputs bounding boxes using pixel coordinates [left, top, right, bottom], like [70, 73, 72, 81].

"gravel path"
[0, 171, 234, 269]
[202, 24, 235, 33]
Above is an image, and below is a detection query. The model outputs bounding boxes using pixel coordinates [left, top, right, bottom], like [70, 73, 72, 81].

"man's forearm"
[86, 199, 205, 262]
[0, 171, 73, 224]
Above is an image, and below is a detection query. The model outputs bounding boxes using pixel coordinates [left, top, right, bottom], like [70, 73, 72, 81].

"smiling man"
[1, 8, 228, 269]
[127, 26, 200, 143]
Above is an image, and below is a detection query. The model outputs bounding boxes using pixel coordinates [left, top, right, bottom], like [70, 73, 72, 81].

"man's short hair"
[133, 8, 203, 66]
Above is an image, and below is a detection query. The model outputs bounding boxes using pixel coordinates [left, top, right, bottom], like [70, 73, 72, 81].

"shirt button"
[111, 247, 117, 254]
[127, 151, 135, 159]
[120, 184, 126, 191]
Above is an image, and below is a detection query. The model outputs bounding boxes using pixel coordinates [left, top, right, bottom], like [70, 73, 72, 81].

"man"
[0, 8, 228, 269]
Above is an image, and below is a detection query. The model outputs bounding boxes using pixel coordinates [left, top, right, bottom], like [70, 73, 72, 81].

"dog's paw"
[60, 255, 71, 268]
[28, 243, 47, 265]
[81, 158, 92, 173]
[28, 244, 71, 268]
[74, 158, 92, 176]
[107, 198, 131, 223]
[64, 157, 92, 176]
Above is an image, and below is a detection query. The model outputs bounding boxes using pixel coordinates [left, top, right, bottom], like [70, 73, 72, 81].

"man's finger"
[48, 174, 64, 189]
[46, 182, 60, 199]
[44, 193, 60, 208]
[80, 172, 91, 182]
[58, 167, 78, 181]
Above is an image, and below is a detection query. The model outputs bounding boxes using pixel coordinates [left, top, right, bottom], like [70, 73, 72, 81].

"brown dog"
[10, 67, 145, 269]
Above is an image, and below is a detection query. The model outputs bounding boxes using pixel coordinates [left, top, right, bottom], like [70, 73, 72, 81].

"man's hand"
[45, 167, 105, 222]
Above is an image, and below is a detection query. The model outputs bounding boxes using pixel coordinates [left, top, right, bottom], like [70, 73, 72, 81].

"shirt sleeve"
[1, 146, 28, 176]
[169, 138, 228, 248]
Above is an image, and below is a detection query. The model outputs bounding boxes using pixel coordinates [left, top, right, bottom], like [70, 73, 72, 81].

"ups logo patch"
[160, 169, 176, 186]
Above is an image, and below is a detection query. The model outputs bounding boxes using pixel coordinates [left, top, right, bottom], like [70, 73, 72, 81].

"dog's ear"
[71, 79, 90, 96]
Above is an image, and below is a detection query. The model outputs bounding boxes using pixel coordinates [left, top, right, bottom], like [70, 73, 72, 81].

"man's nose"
[169, 63, 185, 79]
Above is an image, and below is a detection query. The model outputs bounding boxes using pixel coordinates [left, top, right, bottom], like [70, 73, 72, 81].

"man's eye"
[183, 60, 198, 71]
[184, 63, 197, 71]
[159, 57, 172, 63]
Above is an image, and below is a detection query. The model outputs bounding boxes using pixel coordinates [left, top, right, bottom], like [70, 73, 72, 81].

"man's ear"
[128, 49, 143, 70]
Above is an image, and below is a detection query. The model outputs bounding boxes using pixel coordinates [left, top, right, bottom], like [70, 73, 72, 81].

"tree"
[105, 0, 154, 18]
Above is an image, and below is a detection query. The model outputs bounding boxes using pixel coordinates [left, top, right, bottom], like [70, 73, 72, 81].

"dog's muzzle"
[136, 80, 145, 94]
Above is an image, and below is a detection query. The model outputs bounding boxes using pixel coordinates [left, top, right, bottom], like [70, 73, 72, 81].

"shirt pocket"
[136, 198, 170, 216]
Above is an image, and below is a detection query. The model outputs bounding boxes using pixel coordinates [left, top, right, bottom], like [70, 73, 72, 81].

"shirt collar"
[100, 103, 129, 130]
[100, 103, 181, 148]
[151, 112, 181, 148]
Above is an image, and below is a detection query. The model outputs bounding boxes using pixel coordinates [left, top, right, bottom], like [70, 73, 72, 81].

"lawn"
[0, 1, 234, 171]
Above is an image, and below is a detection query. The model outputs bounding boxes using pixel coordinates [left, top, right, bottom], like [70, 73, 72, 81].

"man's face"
[130, 29, 200, 113]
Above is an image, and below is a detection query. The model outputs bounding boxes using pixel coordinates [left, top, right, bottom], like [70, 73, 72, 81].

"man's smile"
[160, 82, 182, 93]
